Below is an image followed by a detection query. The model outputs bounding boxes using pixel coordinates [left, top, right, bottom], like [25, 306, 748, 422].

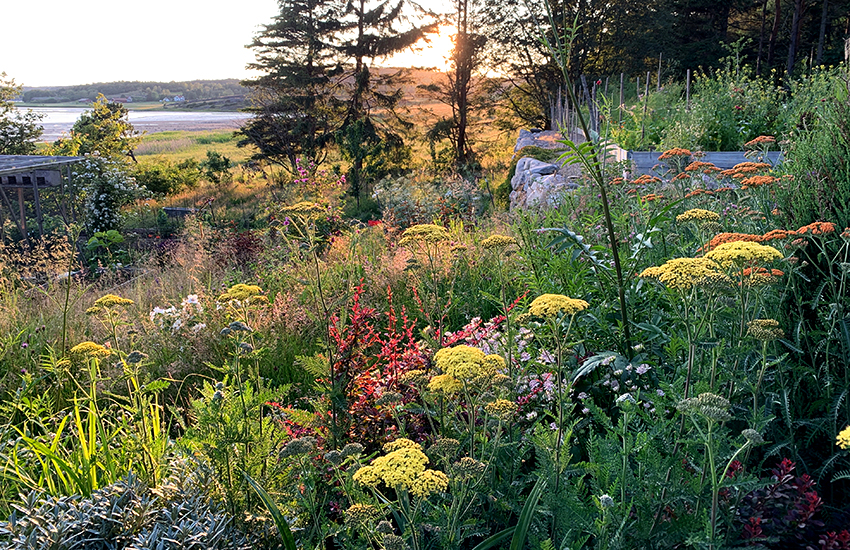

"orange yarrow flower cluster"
[744, 135, 776, 148]
[685, 188, 715, 198]
[642, 193, 664, 202]
[703, 221, 837, 251]
[685, 161, 721, 174]
[659, 148, 692, 160]
[720, 162, 772, 179]
[633, 174, 662, 185]
[741, 175, 778, 189]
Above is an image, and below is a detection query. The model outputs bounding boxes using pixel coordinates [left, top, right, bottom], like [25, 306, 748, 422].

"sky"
[2, 0, 453, 87]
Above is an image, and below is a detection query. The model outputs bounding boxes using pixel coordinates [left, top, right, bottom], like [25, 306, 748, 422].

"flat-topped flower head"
[639, 257, 730, 291]
[705, 241, 782, 269]
[741, 175, 778, 189]
[410, 469, 449, 498]
[399, 224, 449, 246]
[428, 374, 462, 393]
[485, 398, 518, 421]
[70, 341, 112, 360]
[677, 392, 732, 422]
[219, 283, 263, 302]
[795, 221, 836, 235]
[658, 147, 692, 160]
[837, 426, 850, 450]
[480, 234, 518, 250]
[747, 319, 784, 341]
[529, 294, 589, 318]
[744, 135, 776, 147]
[94, 294, 134, 308]
[677, 209, 720, 223]
[281, 201, 325, 218]
[434, 345, 489, 380]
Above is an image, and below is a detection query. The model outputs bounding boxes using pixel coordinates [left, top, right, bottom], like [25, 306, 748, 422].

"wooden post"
[0, 185, 27, 244]
[32, 179, 44, 238]
[17, 188, 26, 238]
[657, 53, 662, 91]
[686, 69, 691, 110]
[636, 75, 640, 99]
[640, 73, 650, 144]
[618, 73, 624, 124]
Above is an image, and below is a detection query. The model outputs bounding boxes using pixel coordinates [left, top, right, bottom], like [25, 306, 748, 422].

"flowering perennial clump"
[838, 426, 850, 450]
[685, 161, 721, 174]
[704, 241, 782, 268]
[529, 294, 589, 318]
[639, 258, 730, 290]
[218, 284, 264, 302]
[747, 319, 784, 341]
[677, 392, 732, 422]
[399, 224, 450, 246]
[428, 374, 463, 394]
[69, 341, 112, 360]
[676, 209, 720, 223]
[353, 438, 448, 498]
[744, 135, 776, 147]
[480, 234, 518, 250]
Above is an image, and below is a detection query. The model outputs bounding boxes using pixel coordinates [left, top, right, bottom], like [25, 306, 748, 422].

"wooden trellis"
[0, 155, 84, 244]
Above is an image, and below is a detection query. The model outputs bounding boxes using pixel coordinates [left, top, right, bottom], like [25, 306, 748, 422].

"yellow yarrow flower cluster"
[399, 224, 450, 246]
[837, 426, 850, 450]
[281, 201, 325, 218]
[676, 209, 720, 223]
[747, 319, 784, 342]
[529, 294, 589, 318]
[410, 468, 449, 498]
[218, 283, 264, 302]
[428, 374, 463, 393]
[69, 341, 112, 360]
[87, 294, 134, 315]
[704, 241, 783, 269]
[353, 438, 448, 497]
[485, 398, 518, 421]
[434, 345, 502, 381]
[639, 257, 731, 291]
[480, 234, 518, 250]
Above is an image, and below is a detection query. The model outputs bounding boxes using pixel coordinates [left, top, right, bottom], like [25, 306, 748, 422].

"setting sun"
[383, 25, 457, 71]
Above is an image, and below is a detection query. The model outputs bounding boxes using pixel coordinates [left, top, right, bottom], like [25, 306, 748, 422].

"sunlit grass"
[135, 130, 252, 163]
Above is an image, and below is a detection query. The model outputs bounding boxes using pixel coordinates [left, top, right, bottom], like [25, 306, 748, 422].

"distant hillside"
[21, 79, 246, 104]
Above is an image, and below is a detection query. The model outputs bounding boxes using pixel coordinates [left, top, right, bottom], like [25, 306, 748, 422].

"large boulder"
[509, 132, 580, 209]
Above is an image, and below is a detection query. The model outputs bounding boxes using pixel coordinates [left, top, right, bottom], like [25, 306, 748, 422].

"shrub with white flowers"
[71, 153, 145, 234]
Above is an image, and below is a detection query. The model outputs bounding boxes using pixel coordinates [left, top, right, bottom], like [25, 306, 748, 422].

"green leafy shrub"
[133, 158, 201, 195]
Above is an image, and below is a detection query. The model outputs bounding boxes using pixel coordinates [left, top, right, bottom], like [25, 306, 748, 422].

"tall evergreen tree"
[335, 0, 437, 205]
[238, 0, 343, 173]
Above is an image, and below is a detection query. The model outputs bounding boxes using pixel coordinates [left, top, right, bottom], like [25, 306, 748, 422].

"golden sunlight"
[383, 25, 457, 71]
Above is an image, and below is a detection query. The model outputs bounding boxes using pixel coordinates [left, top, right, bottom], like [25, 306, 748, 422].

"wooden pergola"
[0, 155, 84, 243]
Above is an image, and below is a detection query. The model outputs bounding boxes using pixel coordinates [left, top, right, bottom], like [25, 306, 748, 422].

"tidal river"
[19, 107, 252, 142]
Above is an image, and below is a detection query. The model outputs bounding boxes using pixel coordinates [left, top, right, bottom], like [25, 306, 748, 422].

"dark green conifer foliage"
[239, 0, 344, 173]
[335, 0, 437, 205]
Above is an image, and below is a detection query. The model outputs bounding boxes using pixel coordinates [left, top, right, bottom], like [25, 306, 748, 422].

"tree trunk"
[768, 0, 782, 66]
[817, 0, 829, 64]
[757, 0, 769, 74]
[786, 0, 805, 78]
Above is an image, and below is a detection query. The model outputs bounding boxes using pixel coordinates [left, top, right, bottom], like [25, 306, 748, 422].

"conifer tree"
[239, 0, 344, 173]
[335, 0, 437, 205]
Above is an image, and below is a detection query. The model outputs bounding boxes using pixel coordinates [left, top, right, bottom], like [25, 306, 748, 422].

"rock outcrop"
[509, 129, 580, 210]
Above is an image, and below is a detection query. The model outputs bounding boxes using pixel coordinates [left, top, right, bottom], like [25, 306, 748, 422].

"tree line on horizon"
[18, 79, 246, 103]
